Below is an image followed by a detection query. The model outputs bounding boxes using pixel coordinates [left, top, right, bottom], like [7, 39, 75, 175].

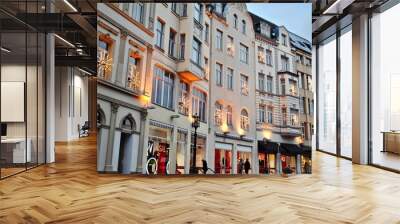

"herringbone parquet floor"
[1, 135, 400, 223]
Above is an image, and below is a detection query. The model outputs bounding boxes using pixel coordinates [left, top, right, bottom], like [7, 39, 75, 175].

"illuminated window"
[97, 37, 113, 81]
[240, 109, 249, 130]
[226, 105, 233, 126]
[126, 53, 141, 92]
[215, 102, 223, 126]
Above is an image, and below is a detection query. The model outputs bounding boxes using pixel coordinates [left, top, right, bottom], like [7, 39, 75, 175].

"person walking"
[244, 159, 251, 174]
[238, 158, 244, 174]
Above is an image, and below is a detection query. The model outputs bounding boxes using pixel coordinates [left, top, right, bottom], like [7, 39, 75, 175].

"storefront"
[214, 142, 232, 174]
[191, 134, 207, 173]
[237, 145, 252, 174]
[147, 123, 172, 175]
[258, 141, 278, 174]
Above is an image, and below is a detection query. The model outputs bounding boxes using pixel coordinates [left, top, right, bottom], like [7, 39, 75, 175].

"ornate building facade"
[97, 3, 313, 175]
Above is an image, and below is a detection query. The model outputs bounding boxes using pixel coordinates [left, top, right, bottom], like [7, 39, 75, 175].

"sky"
[246, 3, 312, 42]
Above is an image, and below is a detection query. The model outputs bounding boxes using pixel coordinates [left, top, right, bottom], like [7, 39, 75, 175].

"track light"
[54, 34, 75, 48]
[63, 0, 78, 12]
[1, 47, 11, 53]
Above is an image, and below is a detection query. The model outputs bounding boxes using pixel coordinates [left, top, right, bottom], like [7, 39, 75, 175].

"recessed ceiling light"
[63, 0, 78, 12]
[54, 34, 75, 48]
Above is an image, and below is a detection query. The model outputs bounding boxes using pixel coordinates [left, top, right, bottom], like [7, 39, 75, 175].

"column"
[105, 103, 119, 172]
[115, 30, 128, 86]
[141, 120, 150, 174]
[169, 127, 178, 174]
[352, 14, 369, 164]
[46, 32, 55, 163]
[232, 144, 237, 174]
[184, 131, 191, 174]
[296, 154, 301, 174]
[137, 111, 148, 173]
[276, 152, 281, 174]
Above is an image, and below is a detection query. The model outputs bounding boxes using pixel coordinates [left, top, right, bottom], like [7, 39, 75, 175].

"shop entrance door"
[215, 149, 232, 174]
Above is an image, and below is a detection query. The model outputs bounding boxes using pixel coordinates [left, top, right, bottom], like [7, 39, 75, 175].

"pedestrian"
[244, 159, 251, 174]
[238, 158, 244, 174]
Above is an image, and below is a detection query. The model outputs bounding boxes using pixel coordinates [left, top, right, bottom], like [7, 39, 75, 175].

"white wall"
[54, 67, 89, 141]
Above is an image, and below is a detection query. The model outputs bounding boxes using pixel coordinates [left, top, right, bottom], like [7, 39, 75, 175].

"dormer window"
[233, 14, 238, 29]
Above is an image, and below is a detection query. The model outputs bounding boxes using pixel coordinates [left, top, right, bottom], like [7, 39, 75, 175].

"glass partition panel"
[1, 31, 27, 178]
[317, 35, 337, 154]
[340, 27, 352, 158]
[371, 4, 400, 171]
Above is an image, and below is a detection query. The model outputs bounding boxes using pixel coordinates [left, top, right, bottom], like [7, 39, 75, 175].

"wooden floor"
[1, 136, 400, 223]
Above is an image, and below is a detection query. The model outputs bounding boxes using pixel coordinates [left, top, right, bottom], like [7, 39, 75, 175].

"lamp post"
[190, 114, 200, 174]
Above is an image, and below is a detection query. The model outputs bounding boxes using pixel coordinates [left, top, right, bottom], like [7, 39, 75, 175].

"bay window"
[191, 38, 201, 65]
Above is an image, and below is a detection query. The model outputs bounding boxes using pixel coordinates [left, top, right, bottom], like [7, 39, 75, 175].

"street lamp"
[190, 114, 200, 174]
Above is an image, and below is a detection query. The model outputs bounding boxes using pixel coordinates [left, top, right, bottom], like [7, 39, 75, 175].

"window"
[239, 44, 248, 64]
[178, 81, 189, 115]
[307, 75, 313, 91]
[310, 99, 314, 114]
[280, 79, 286, 95]
[171, 3, 177, 14]
[182, 4, 187, 16]
[257, 46, 265, 63]
[122, 3, 129, 14]
[168, 29, 176, 57]
[156, 19, 165, 49]
[258, 105, 266, 123]
[216, 30, 223, 50]
[205, 23, 209, 43]
[97, 37, 113, 81]
[267, 107, 273, 123]
[282, 33, 287, 46]
[226, 68, 233, 90]
[281, 56, 289, 71]
[241, 20, 246, 34]
[191, 38, 201, 65]
[266, 76, 273, 93]
[282, 108, 287, 126]
[216, 63, 223, 86]
[258, 73, 265, 91]
[192, 88, 207, 122]
[133, 3, 144, 24]
[126, 55, 140, 91]
[266, 49, 272, 65]
[240, 74, 249, 95]
[233, 14, 238, 29]
[227, 36, 234, 56]
[289, 79, 297, 95]
[215, 102, 223, 126]
[226, 105, 233, 126]
[305, 57, 311, 66]
[215, 3, 223, 14]
[151, 67, 174, 109]
[290, 109, 298, 126]
[179, 34, 185, 60]
[194, 3, 202, 23]
[240, 109, 249, 130]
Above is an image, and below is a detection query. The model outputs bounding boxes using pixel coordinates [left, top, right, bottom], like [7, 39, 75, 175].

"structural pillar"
[105, 103, 119, 171]
[46, 32, 55, 163]
[352, 14, 369, 164]
[169, 127, 178, 175]
[232, 144, 237, 174]
[296, 154, 301, 174]
[276, 152, 281, 174]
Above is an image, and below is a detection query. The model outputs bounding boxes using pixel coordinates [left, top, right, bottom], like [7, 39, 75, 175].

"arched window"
[120, 114, 136, 132]
[215, 102, 223, 126]
[240, 109, 249, 130]
[241, 20, 246, 34]
[233, 14, 238, 29]
[226, 105, 233, 126]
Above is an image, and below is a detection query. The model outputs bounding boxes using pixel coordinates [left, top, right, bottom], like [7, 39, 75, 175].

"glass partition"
[371, 4, 400, 171]
[339, 26, 352, 158]
[317, 35, 337, 154]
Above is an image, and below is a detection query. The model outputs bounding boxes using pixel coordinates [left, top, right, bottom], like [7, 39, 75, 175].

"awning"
[258, 141, 278, 154]
[280, 143, 302, 156]
[301, 145, 312, 157]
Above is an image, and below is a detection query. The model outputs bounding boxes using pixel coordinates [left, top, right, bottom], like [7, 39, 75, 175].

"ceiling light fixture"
[63, 0, 78, 12]
[54, 34, 75, 48]
[78, 67, 93, 76]
[1, 47, 11, 53]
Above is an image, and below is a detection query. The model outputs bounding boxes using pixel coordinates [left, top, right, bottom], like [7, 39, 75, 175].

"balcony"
[177, 60, 205, 82]
[279, 126, 303, 137]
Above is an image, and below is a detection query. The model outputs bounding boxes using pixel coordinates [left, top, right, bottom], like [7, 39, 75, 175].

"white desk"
[1, 138, 31, 163]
